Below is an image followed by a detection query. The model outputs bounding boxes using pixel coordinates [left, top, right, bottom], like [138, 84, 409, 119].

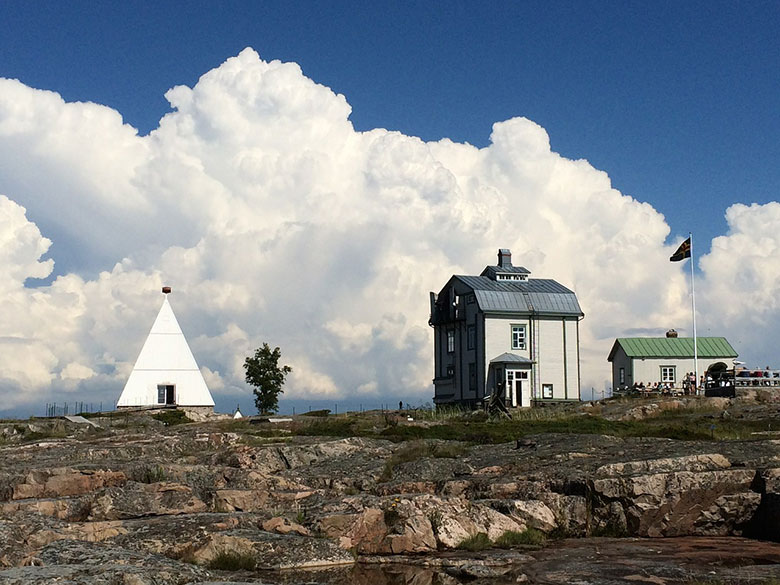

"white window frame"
[542, 383, 553, 399]
[511, 325, 526, 350]
[447, 330, 455, 354]
[660, 366, 676, 383]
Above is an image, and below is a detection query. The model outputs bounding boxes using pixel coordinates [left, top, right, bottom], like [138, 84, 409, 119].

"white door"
[519, 371, 531, 407]
[506, 370, 519, 407]
[507, 370, 530, 408]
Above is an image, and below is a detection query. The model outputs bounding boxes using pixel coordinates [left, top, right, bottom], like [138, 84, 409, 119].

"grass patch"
[379, 440, 467, 481]
[21, 427, 68, 442]
[683, 580, 780, 585]
[495, 528, 546, 548]
[297, 417, 361, 437]
[378, 413, 774, 443]
[240, 433, 293, 446]
[457, 532, 492, 551]
[206, 550, 256, 571]
[412, 405, 473, 422]
[152, 410, 191, 426]
[132, 464, 167, 484]
[252, 400, 780, 445]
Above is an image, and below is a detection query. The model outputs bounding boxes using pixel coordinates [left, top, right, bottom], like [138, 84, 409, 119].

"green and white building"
[607, 335, 738, 390]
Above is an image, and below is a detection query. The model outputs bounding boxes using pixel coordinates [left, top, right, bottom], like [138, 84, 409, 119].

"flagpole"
[690, 232, 699, 394]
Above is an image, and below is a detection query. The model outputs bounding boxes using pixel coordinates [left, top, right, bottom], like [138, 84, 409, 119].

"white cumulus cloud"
[698, 202, 780, 368]
[0, 47, 777, 413]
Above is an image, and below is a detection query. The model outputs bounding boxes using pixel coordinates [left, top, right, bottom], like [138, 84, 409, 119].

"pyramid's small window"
[157, 384, 175, 405]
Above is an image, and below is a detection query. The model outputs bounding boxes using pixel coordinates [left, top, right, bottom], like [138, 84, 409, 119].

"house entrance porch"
[488, 352, 534, 409]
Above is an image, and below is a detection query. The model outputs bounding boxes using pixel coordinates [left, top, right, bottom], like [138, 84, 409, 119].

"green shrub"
[495, 528, 546, 548]
[206, 550, 256, 571]
[457, 532, 492, 551]
[301, 409, 331, 417]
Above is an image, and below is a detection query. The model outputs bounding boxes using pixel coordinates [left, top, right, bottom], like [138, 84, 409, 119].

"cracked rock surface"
[1, 402, 780, 584]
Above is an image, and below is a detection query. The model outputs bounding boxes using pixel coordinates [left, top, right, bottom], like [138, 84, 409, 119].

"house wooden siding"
[566, 319, 580, 399]
[540, 318, 580, 400]
[484, 316, 532, 370]
[430, 250, 583, 408]
[610, 344, 631, 389]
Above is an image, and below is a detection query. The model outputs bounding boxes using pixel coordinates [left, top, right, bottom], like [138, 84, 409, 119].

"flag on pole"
[670, 237, 691, 262]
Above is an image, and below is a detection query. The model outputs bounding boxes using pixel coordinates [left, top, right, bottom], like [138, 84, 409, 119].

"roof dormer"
[480, 248, 531, 281]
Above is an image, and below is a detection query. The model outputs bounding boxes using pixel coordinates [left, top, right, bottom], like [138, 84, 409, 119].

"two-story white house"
[429, 249, 584, 408]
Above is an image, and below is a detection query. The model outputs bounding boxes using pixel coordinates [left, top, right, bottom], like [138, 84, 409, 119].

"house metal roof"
[454, 275, 583, 317]
[608, 337, 738, 361]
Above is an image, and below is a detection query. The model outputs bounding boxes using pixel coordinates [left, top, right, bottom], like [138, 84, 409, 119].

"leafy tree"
[244, 343, 292, 414]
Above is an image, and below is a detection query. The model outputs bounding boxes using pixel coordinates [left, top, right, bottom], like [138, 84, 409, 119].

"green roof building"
[607, 333, 738, 391]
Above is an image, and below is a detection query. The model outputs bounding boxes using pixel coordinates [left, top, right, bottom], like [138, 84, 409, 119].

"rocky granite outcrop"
[1, 407, 780, 583]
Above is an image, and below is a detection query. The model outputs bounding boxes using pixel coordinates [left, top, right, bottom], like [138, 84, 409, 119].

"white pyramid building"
[117, 289, 214, 408]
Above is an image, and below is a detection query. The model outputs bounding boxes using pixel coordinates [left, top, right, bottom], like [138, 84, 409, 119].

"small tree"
[244, 343, 292, 414]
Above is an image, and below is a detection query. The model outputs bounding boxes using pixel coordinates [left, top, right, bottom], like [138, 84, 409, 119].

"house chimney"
[666, 329, 678, 338]
[162, 286, 172, 294]
[498, 248, 512, 268]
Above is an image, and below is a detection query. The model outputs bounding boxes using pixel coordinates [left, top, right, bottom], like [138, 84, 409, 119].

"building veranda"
[607, 333, 738, 394]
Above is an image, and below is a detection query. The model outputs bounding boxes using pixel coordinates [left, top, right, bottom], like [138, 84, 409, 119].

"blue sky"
[1, 1, 779, 416]
[3, 1, 777, 255]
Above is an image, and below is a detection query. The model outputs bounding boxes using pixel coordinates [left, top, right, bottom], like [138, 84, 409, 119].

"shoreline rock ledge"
[1, 416, 780, 583]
